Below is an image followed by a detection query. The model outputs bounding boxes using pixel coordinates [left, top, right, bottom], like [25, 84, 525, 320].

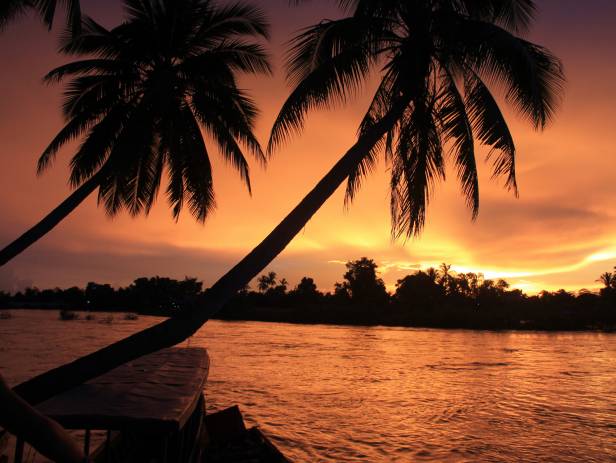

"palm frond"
[465, 71, 518, 194]
[164, 148, 185, 221]
[180, 108, 216, 221]
[192, 85, 265, 167]
[195, 1, 270, 43]
[345, 69, 398, 205]
[437, 70, 478, 217]
[124, 146, 164, 217]
[198, 112, 253, 194]
[69, 102, 131, 187]
[33, 0, 56, 29]
[268, 17, 377, 152]
[38, 111, 97, 174]
[183, 41, 271, 75]
[59, 16, 124, 57]
[59, 74, 130, 119]
[105, 106, 159, 217]
[64, 0, 82, 34]
[0, 0, 29, 30]
[391, 94, 445, 238]
[453, 0, 536, 33]
[44, 59, 126, 83]
[458, 19, 564, 128]
[159, 107, 215, 222]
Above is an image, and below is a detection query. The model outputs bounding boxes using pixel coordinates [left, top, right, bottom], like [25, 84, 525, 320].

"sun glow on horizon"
[1, 1, 616, 295]
[325, 242, 616, 295]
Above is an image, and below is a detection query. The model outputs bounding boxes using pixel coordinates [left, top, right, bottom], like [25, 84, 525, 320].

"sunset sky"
[0, 0, 615, 295]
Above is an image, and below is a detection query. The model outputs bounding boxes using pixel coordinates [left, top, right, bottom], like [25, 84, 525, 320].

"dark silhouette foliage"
[4, 263, 614, 331]
[257, 272, 278, 293]
[597, 267, 616, 298]
[0, 0, 271, 267]
[395, 271, 445, 311]
[289, 277, 321, 305]
[271, 0, 565, 237]
[336, 257, 389, 307]
[0, 0, 82, 35]
[42, 0, 270, 221]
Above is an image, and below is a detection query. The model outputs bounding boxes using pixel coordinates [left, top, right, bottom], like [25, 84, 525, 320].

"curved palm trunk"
[0, 171, 103, 267]
[13, 102, 406, 405]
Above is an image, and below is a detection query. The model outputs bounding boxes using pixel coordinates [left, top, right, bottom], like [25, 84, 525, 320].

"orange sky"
[1, 0, 615, 294]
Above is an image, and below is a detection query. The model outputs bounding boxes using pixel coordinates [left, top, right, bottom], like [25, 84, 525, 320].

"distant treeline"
[1, 258, 615, 330]
[0, 277, 202, 316]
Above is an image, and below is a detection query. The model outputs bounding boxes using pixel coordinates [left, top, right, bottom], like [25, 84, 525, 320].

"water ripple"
[1, 311, 615, 462]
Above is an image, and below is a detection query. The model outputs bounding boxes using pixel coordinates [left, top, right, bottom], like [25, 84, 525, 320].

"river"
[1, 310, 615, 462]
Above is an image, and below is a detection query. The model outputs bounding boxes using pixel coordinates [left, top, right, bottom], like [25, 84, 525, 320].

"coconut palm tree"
[0, 0, 270, 267]
[257, 271, 277, 292]
[597, 272, 615, 290]
[438, 263, 453, 291]
[0, 0, 81, 34]
[13, 0, 565, 405]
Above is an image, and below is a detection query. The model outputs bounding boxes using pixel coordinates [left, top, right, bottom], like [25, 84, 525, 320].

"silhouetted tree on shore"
[257, 272, 278, 293]
[335, 258, 389, 307]
[3, 262, 614, 332]
[597, 268, 616, 297]
[289, 277, 322, 305]
[395, 271, 445, 311]
[2, 276, 202, 315]
[85, 283, 114, 310]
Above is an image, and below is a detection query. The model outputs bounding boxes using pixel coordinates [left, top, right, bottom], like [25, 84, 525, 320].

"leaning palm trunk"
[13, 101, 406, 405]
[0, 171, 103, 267]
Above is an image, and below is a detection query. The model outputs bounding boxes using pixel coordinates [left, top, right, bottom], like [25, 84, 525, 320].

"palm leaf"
[456, 18, 564, 128]
[465, 71, 518, 194]
[437, 70, 478, 217]
[268, 16, 380, 152]
[391, 95, 445, 238]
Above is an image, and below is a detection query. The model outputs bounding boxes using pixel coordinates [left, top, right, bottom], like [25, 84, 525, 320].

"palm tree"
[13, 0, 565, 405]
[1, 0, 82, 34]
[425, 267, 438, 283]
[257, 271, 277, 292]
[0, 0, 271, 267]
[597, 272, 614, 289]
[438, 263, 453, 290]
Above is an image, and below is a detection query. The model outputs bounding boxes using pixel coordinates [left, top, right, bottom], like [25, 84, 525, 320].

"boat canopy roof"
[36, 347, 209, 433]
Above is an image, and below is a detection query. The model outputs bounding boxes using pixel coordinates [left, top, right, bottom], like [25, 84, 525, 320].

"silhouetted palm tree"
[0, 0, 270, 266]
[438, 263, 453, 288]
[0, 0, 81, 34]
[14, 0, 565, 405]
[257, 271, 277, 292]
[597, 272, 615, 289]
[425, 267, 438, 283]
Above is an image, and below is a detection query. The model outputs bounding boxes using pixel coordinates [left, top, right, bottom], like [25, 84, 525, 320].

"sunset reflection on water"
[1, 311, 615, 462]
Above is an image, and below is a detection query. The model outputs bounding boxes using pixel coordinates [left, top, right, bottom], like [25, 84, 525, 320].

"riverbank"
[217, 302, 616, 332]
[2, 304, 615, 332]
[2, 264, 615, 331]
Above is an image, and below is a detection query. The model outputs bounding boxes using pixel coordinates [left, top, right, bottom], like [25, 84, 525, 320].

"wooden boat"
[4, 347, 290, 462]
[202, 405, 291, 463]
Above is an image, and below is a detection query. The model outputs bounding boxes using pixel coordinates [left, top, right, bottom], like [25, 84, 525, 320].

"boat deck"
[36, 347, 210, 434]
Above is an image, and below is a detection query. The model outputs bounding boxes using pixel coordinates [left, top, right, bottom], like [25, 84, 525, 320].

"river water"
[1, 310, 615, 462]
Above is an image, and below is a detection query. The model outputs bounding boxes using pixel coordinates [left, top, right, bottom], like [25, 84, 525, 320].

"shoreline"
[2, 307, 615, 334]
